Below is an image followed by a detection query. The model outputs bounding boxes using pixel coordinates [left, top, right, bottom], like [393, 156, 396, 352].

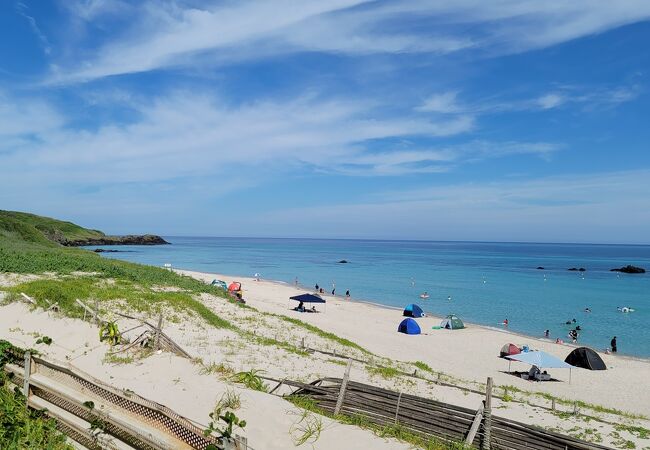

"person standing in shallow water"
[345, 290, 350, 299]
[611, 336, 617, 353]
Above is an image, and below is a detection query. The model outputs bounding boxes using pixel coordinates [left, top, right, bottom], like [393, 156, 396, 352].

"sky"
[1, 1, 650, 243]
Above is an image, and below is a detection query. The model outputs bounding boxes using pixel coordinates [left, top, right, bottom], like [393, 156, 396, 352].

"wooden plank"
[334, 359, 352, 415]
[482, 377, 493, 450]
[465, 403, 484, 445]
[154, 312, 163, 351]
[23, 351, 31, 398]
[20, 292, 36, 304]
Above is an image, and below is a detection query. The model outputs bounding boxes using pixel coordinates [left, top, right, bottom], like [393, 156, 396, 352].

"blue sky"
[2, 1, 650, 243]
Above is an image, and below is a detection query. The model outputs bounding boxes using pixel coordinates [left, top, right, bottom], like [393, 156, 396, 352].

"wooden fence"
[3, 351, 247, 450]
[285, 375, 612, 450]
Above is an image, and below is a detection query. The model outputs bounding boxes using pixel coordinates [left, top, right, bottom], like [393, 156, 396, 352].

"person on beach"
[345, 290, 350, 299]
[254, 273, 260, 281]
[544, 329, 550, 338]
[315, 283, 319, 291]
[611, 336, 617, 353]
[319, 288, 324, 294]
[502, 318, 509, 327]
[331, 288, 336, 295]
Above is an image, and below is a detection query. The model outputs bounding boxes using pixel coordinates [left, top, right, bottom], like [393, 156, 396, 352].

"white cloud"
[537, 93, 565, 109]
[48, 0, 650, 83]
[417, 85, 639, 115]
[0, 91, 478, 188]
[16, 2, 51, 55]
[416, 92, 462, 113]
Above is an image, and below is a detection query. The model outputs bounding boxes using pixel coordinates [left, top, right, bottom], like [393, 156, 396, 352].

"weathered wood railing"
[3, 352, 247, 450]
[285, 375, 612, 450]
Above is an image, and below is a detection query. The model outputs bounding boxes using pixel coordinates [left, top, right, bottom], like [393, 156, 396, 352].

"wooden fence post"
[465, 402, 484, 445]
[23, 351, 32, 401]
[154, 313, 163, 351]
[481, 377, 493, 450]
[551, 398, 556, 411]
[334, 359, 352, 415]
[301, 337, 305, 349]
[394, 391, 403, 424]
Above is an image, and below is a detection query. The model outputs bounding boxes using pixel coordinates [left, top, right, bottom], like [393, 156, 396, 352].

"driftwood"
[114, 312, 192, 359]
[20, 292, 36, 304]
[286, 377, 611, 450]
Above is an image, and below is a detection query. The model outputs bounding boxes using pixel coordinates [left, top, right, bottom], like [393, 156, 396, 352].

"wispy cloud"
[16, 1, 51, 55]
[254, 170, 650, 243]
[418, 85, 640, 115]
[47, 0, 650, 83]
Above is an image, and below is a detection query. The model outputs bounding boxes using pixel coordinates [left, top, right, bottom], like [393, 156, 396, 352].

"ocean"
[89, 238, 650, 357]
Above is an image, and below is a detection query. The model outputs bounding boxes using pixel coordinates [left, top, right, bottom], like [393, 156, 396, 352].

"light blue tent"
[505, 351, 574, 382]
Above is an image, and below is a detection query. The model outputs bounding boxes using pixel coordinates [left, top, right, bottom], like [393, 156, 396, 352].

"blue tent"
[403, 304, 425, 318]
[398, 318, 421, 335]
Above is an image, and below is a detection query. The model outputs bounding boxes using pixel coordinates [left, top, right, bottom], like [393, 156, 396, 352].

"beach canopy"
[440, 314, 465, 330]
[403, 304, 425, 318]
[228, 282, 241, 292]
[398, 318, 421, 335]
[500, 343, 521, 358]
[211, 279, 228, 290]
[564, 347, 606, 370]
[290, 293, 326, 304]
[506, 351, 573, 369]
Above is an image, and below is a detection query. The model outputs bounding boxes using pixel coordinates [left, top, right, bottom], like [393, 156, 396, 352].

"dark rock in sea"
[611, 265, 646, 274]
[536, 267, 545, 270]
[338, 260, 349, 264]
[63, 234, 169, 247]
[568, 267, 586, 272]
[93, 249, 122, 253]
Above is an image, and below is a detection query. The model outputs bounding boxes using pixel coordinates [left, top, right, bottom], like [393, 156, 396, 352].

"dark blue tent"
[403, 304, 425, 317]
[398, 318, 421, 335]
[290, 293, 326, 303]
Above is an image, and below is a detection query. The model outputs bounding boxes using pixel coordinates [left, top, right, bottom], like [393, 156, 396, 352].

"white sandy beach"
[181, 270, 650, 417]
[1, 270, 649, 449]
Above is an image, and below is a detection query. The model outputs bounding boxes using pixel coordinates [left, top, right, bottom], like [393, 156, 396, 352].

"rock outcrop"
[568, 267, 586, 272]
[610, 265, 645, 274]
[63, 235, 169, 247]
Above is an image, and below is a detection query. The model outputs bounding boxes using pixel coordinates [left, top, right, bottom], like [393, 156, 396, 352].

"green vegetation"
[274, 315, 373, 356]
[5, 276, 234, 330]
[200, 362, 235, 378]
[231, 370, 268, 392]
[0, 210, 105, 245]
[290, 408, 324, 446]
[0, 340, 72, 449]
[366, 365, 400, 379]
[413, 361, 434, 373]
[99, 321, 121, 346]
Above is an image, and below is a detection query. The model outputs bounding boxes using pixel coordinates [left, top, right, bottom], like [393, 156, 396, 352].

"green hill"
[0, 210, 105, 247]
[0, 210, 167, 247]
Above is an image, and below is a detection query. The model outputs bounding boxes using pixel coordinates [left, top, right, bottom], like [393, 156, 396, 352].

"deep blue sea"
[89, 238, 650, 357]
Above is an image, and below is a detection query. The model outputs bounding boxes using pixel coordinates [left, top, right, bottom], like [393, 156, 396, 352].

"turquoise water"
[89, 238, 650, 357]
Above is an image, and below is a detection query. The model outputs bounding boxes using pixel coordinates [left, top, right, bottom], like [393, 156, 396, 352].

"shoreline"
[179, 268, 650, 417]
[196, 268, 649, 362]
